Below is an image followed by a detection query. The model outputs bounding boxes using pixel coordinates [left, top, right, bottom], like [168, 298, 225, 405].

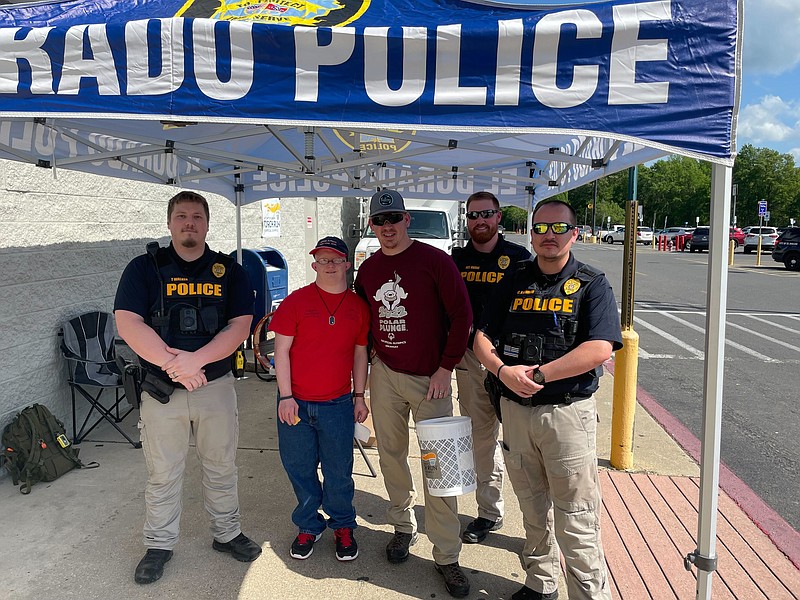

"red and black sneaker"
[334, 527, 358, 561]
[290, 532, 322, 560]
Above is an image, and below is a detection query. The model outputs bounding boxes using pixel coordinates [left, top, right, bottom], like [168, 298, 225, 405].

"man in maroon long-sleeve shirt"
[355, 190, 472, 599]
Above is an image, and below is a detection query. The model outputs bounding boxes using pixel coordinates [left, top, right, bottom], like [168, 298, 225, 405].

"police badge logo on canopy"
[175, 0, 370, 27]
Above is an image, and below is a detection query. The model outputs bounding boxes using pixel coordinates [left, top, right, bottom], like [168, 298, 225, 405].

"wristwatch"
[532, 368, 546, 385]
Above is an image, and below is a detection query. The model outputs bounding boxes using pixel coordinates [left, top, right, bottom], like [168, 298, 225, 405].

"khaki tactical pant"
[370, 357, 462, 565]
[455, 349, 504, 521]
[501, 396, 611, 600]
[139, 373, 242, 550]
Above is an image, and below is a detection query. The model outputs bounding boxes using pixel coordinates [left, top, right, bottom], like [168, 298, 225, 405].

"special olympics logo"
[176, 0, 371, 27]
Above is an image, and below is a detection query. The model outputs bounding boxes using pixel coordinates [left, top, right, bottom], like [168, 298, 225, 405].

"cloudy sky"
[738, 0, 800, 160]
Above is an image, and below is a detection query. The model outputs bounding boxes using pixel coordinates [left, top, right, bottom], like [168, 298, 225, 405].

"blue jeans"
[277, 393, 357, 535]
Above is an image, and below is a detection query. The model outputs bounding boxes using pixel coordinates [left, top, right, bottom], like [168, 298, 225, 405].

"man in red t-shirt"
[269, 236, 370, 562]
[354, 190, 472, 599]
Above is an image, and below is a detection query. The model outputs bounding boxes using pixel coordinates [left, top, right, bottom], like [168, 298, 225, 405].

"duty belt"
[504, 392, 593, 407]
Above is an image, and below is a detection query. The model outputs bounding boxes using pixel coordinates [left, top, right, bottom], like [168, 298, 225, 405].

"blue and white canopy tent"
[0, 0, 742, 596]
[0, 0, 738, 205]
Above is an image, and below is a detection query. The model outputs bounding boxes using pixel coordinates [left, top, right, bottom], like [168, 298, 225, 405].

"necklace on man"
[314, 284, 347, 325]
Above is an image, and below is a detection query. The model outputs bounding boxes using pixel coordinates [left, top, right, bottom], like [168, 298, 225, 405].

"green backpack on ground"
[2, 404, 97, 494]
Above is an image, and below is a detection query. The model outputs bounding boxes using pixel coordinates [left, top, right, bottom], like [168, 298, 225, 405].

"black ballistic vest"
[145, 246, 234, 382]
[495, 260, 602, 401]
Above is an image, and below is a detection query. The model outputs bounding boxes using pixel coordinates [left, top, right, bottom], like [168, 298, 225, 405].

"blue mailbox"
[233, 247, 288, 332]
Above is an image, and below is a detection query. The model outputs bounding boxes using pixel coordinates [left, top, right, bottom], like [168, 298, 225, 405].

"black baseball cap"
[369, 189, 406, 217]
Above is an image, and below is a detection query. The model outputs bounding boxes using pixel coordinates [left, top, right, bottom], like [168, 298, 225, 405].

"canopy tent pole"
[234, 172, 243, 264]
[687, 163, 732, 599]
[525, 192, 533, 253]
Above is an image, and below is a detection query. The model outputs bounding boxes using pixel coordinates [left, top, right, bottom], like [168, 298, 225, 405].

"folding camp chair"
[60, 311, 141, 449]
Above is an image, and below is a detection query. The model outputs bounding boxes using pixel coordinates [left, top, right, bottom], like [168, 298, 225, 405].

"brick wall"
[0, 159, 360, 438]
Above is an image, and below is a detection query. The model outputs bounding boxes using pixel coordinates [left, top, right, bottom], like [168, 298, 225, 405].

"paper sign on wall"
[261, 199, 281, 238]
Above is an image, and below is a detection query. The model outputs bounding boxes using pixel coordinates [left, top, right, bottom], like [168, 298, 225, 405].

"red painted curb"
[604, 360, 800, 570]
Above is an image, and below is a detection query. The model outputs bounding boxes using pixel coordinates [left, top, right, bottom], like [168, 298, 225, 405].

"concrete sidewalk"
[1, 369, 797, 599]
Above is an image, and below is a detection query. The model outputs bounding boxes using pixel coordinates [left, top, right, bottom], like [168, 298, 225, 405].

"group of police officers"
[113, 188, 621, 600]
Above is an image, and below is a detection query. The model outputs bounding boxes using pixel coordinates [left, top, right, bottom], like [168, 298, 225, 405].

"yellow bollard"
[756, 235, 762, 266]
[611, 329, 639, 470]
[728, 239, 735, 266]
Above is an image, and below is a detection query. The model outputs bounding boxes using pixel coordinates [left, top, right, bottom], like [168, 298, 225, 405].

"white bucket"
[416, 416, 477, 497]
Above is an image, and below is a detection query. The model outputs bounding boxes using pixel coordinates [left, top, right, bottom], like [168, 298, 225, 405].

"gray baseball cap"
[369, 189, 406, 217]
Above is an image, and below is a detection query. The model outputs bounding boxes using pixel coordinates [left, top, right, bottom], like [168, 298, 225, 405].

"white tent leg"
[690, 163, 732, 599]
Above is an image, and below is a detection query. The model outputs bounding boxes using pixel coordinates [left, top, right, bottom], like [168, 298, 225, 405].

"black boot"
[461, 516, 503, 543]
[134, 549, 173, 584]
[511, 585, 558, 600]
[212, 532, 262, 562]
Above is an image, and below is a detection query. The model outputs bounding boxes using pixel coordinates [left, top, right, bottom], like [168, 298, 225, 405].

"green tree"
[639, 156, 711, 228]
[561, 171, 629, 229]
[501, 205, 528, 233]
[733, 145, 800, 227]
[595, 199, 625, 229]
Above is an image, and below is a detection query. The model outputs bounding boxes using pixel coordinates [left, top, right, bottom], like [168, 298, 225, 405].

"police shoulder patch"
[498, 255, 511, 270]
[563, 278, 581, 295]
[212, 263, 226, 278]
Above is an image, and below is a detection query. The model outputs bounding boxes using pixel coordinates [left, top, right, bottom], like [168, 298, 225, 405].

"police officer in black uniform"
[115, 190, 261, 585]
[452, 191, 530, 544]
[474, 200, 622, 600]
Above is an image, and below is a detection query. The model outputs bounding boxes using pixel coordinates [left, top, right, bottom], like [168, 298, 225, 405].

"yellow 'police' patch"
[563, 278, 581, 295]
[212, 263, 226, 278]
[498, 255, 510, 270]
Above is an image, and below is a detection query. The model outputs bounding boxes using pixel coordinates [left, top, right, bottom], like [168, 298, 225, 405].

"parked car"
[604, 227, 625, 244]
[577, 225, 592, 241]
[604, 225, 653, 245]
[688, 227, 709, 252]
[637, 226, 654, 245]
[661, 227, 693, 240]
[743, 227, 779, 253]
[686, 226, 746, 252]
[676, 230, 693, 249]
[772, 227, 800, 270]
[600, 224, 625, 242]
[729, 227, 745, 248]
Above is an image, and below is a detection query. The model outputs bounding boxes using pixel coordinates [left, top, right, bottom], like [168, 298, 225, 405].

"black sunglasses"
[371, 213, 405, 226]
[466, 209, 500, 220]
[532, 222, 575, 235]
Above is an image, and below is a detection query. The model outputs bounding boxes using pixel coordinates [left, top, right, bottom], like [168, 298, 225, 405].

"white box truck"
[353, 198, 466, 274]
